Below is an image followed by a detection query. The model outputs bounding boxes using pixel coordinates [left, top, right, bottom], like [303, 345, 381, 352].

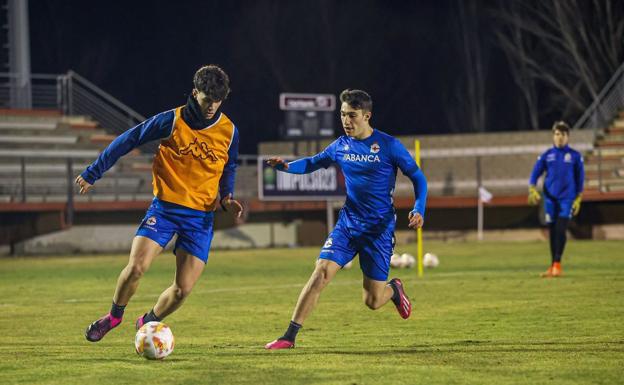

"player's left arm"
[572, 152, 585, 216]
[219, 126, 243, 218]
[267, 140, 337, 174]
[392, 139, 428, 229]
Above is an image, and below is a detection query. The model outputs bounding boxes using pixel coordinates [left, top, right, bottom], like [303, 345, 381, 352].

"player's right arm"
[528, 151, 547, 205]
[390, 139, 428, 229]
[76, 110, 175, 194]
[266, 141, 337, 174]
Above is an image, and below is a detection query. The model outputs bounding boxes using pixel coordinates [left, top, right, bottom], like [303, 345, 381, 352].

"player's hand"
[266, 157, 289, 171]
[408, 211, 424, 229]
[572, 194, 582, 216]
[75, 175, 93, 194]
[527, 185, 541, 205]
[221, 194, 243, 218]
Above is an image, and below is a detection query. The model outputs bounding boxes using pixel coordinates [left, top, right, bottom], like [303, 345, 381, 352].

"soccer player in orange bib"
[77, 65, 243, 342]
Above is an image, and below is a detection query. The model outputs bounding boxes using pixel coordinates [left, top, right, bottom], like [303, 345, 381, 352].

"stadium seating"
[258, 130, 596, 198]
[0, 110, 153, 203]
[2, 106, 614, 203]
[584, 112, 624, 193]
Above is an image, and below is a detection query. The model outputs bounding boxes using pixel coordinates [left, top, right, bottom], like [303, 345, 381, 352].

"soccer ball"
[390, 253, 403, 268]
[135, 321, 175, 360]
[400, 253, 416, 268]
[423, 253, 439, 268]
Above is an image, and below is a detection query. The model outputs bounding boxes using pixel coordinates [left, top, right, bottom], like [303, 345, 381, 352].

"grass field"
[0, 240, 623, 385]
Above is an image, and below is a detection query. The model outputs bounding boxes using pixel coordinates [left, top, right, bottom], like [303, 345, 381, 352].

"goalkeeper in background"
[528, 121, 584, 277]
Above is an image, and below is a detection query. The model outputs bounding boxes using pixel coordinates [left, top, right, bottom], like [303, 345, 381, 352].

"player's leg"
[292, 258, 342, 324]
[265, 224, 353, 349]
[85, 236, 164, 342]
[361, 276, 395, 309]
[138, 248, 205, 327]
[551, 199, 573, 277]
[136, 212, 213, 328]
[359, 227, 411, 318]
[541, 197, 557, 277]
[265, 259, 342, 350]
[114, 236, 164, 305]
[548, 222, 557, 264]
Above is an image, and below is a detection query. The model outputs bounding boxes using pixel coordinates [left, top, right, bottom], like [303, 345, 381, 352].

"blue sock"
[280, 321, 302, 342]
[110, 302, 126, 319]
[143, 309, 161, 323]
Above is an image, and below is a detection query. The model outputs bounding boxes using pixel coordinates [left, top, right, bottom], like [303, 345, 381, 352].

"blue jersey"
[283, 129, 427, 231]
[529, 145, 584, 200]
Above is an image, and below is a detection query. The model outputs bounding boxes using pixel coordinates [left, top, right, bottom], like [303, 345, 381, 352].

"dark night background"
[26, 0, 621, 154]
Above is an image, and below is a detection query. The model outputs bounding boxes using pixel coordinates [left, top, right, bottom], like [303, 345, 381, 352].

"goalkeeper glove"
[528, 185, 541, 205]
[572, 194, 582, 216]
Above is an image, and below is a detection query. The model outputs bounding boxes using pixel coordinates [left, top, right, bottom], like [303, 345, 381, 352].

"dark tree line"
[28, 0, 624, 152]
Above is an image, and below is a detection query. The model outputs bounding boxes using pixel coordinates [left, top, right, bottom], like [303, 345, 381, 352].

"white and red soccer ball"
[135, 321, 175, 360]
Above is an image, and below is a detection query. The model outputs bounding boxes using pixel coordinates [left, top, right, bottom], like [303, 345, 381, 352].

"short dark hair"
[552, 121, 570, 134]
[339, 89, 373, 112]
[193, 65, 230, 101]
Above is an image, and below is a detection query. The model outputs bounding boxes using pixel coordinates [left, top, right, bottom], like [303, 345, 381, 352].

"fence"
[0, 72, 61, 110]
[574, 60, 624, 130]
[0, 71, 156, 150]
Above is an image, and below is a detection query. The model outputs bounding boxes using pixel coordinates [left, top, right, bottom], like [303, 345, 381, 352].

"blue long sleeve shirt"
[81, 109, 239, 203]
[529, 145, 584, 200]
[279, 129, 427, 229]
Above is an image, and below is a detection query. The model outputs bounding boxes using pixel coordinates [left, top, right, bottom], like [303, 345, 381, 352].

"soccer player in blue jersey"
[528, 121, 584, 277]
[76, 65, 243, 342]
[264, 89, 428, 350]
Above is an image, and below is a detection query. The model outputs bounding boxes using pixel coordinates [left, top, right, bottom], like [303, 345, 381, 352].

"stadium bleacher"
[0, 110, 153, 203]
[1, 105, 623, 253]
[258, 129, 597, 198]
[585, 113, 624, 193]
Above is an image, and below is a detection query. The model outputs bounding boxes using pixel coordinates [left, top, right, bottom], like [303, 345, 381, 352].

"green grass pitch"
[0, 240, 622, 385]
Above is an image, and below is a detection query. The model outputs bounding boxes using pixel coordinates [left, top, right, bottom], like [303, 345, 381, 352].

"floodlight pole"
[7, 0, 32, 108]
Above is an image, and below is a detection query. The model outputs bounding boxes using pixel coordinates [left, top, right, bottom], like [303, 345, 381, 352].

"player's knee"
[310, 267, 332, 289]
[363, 293, 383, 310]
[127, 264, 147, 280]
[309, 272, 325, 290]
[172, 285, 191, 301]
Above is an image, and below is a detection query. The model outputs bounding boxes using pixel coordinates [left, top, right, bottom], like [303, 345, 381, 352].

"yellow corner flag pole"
[415, 140, 423, 277]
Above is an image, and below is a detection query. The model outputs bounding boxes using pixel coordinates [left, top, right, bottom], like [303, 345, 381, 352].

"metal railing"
[61, 71, 146, 135]
[0, 70, 158, 151]
[0, 72, 61, 109]
[574, 60, 624, 130]
[0, 154, 260, 206]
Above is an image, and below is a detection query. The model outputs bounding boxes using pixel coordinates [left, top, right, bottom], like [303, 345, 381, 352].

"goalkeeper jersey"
[529, 144, 584, 200]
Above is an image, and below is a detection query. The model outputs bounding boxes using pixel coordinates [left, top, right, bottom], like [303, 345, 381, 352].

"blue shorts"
[319, 213, 396, 281]
[135, 199, 214, 263]
[544, 197, 573, 223]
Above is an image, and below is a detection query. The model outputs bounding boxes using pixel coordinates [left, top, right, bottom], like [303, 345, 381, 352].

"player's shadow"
[48, 357, 191, 364]
[317, 339, 623, 355]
